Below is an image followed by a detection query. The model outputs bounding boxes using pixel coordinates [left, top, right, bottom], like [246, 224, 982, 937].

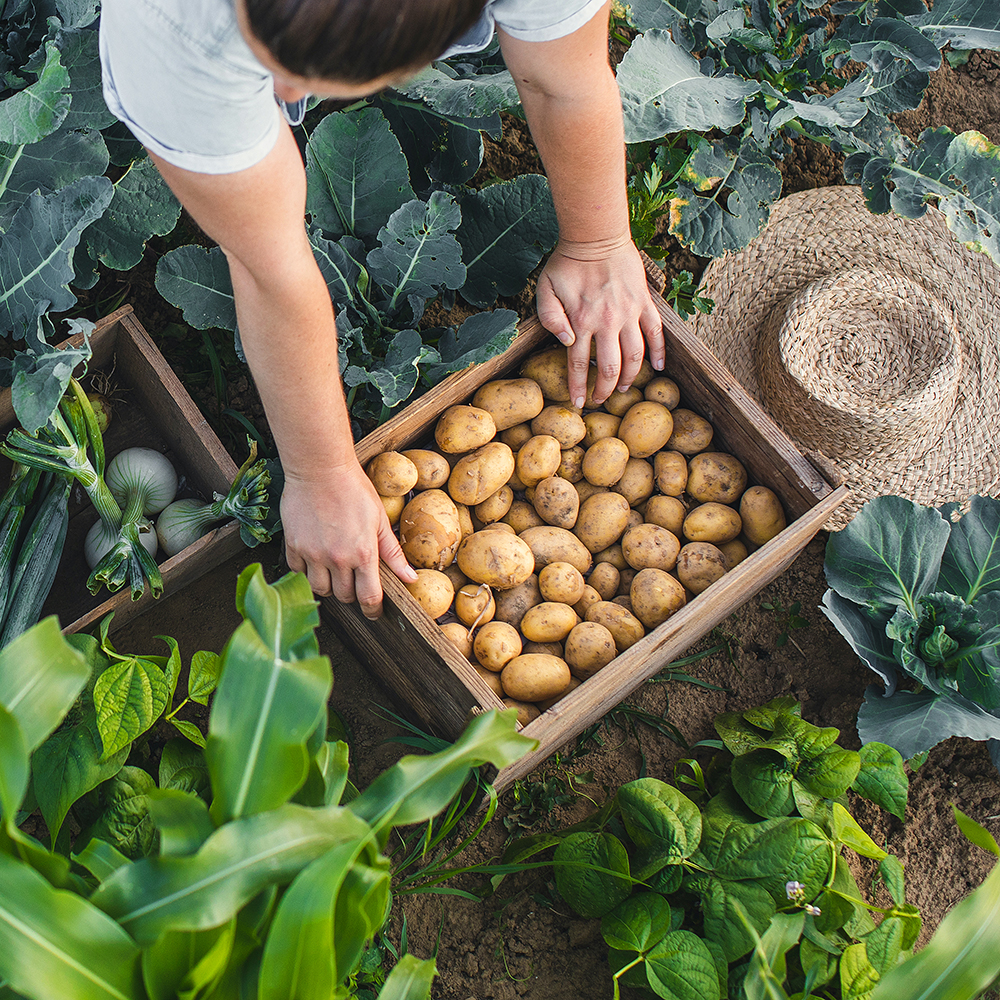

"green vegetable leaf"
[821, 590, 900, 694]
[618, 778, 702, 876]
[309, 230, 366, 314]
[731, 749, 797, 818]
[0, 851, 144, 1000]
[158, 739, 209, 798]
[155, 245, 237, 332]
[188, 650, 221, 705]
[0, 128, 108, 210]
[54, 25, 116, 132]
[915, 0, 1000, 50]
[169, 720, 206, 749]
[455, 174, 558, 308]
[840, 942, 881, 999]
[840, 16, 942, 73]
[93, 656, 171, 759]
[375, 954, 437, 1000]
[423, 310, 520, 385]
[617, 30, 760, 142]
[852, 743, 908, 820]
[744, 911, 805, 1000]
[879, 855, 907, 906]
[0, 41, 70, 144]
[141, 920, 235, 1000]
[643, 929, 722, 1000]
[343, 329, 439, 409]
[147, 789, 213, 857]
[796, 746, 861, 801]
[72, 838, 131, 883]
[687, 874, 776, 962]
[553, 831, 632, 920]
[82, 767, 157, 860]
[399, 63, 520, 119]
[602, 893, 672, 953]
[939, 495, 1000, 603]
[0, 704, 29, 826]
[831, 802, 887, 860]
[305, 107, 414, 243]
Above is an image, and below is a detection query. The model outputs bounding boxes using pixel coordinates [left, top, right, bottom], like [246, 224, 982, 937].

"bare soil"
[108, 48, 1000, 1000]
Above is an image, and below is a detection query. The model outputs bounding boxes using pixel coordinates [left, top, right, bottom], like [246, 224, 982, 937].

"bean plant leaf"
[456, 174, 558, 308]
[158, 739, 209, 798]
[85, 155, 181, 271]
[841, 942, 881, 1000]
[617, 30, 760, 143]
[731, 749, 797, 818]
[687, 874, 776, 962]
[643, 929, 722, 1000]
[938, 496, 1000, 603]
[0, 852, 144, 1000]
[0, 175, 113, 338]
[93, 656, 171, 759]
[0, 41, 70, 144]
[188, 650, 221, 706]
[602, 893, 673, 953]
[914, 0, 1000, 50]
[553, 831, 633, 919]
[154, 245, 237, 333]
[618, 778, 703, 876]
[83, 767, 157, 860]
[343, 329, 439, 409]
[423, 309, 519, 385]
[305, 107, 414, 243]
[668, 136, 783, 258]
[852, 742, 908, 820]
[398, 63, 520, 120]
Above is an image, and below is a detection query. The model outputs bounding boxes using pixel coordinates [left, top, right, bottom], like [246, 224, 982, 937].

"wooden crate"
[0, 306, 246, 636]
[321, 278, 849, 792]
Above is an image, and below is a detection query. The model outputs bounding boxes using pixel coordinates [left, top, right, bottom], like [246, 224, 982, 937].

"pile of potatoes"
[366, 344, 786, 726]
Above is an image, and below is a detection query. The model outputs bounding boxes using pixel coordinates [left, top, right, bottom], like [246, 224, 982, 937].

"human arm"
[497, 3, 664, 408]
[147, 125, 416, 615]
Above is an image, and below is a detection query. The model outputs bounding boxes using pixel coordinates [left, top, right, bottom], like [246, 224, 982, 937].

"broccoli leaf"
[155, 245, 237, 333]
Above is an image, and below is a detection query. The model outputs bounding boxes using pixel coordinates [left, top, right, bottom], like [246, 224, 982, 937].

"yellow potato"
[536, 675, 582, 712]
[538, 561, 587, 605]
[402, 449, 450, 491]
[682, 502, 743, 544]
[582, 437, 630, 487]
[591, 543, 628, 571]
[380, 493, 405, 528]
[522, 641, 564, 657]
[519, 525, 593, 576]
[572, 584, 603, 619]
[448, 441, 515, 506]
[475, 664, 505, 698]
[471, 378, 545, 431]
[632, 359, 656, 389]
[501, 653, 572, 702]
[574, 479, 609, 503]
[405, 569, 455, 619]
[493, 575, 543, 628]
[481, 521, 515, 534]
[503, 698, 542, 727]
[603, 386, 644, 417]
[582, 411, 622, 447]
[676, 542, 728, 594]
[442, 562, 468, 592]
[630, 568, 687, 629]
[666, 409, 714, 455]
[654, 451, 688, 496]
[584, 601, 645, 652]
[366, 451, 419, 497]
[625, 509, 644, 531]
[398, 489, 463, 570]
[440, 621, 473, 659]
[687, 453, 748, 504]
[719, 538, 749, 570]
[557, 445, 586, 483]
[532, 475, 580, 529]
[455, 583, 495, 627]
[500, 422, 535, 451]
[473, 620, 523, 672]
[643, 377, 680, 409]
[612, 457, 655, 506]
[617, 567, 636, 596]
[574, 492, 631, 554]
[531, 405, 587, 448]
[520, 346, 570, 402]
[643, 495, 688, 537]
[618, 401, 673, 458]
[520, 602, 581, 643]
[502, 499, 546, 534]
[587, 562, 620, 601]
[434, 404, 497, 454]
[621, 523, 681, 572]
[456, 530, 535, 590]
[516, 435, 563, 488]
[455, 503, 474, 539]
[475, 485, 514, 524]
[564, 621, 618, 679]
[740, 486, 787, 545]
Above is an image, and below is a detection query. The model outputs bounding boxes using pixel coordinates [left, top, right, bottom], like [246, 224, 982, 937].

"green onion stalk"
[0, 378, 163, 600]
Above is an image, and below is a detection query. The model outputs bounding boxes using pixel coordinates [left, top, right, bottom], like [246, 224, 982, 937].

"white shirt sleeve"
[489, 0, 609, 42]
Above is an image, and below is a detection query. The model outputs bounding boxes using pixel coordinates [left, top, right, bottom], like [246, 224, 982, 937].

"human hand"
[280, 461, 417, 618]
[536, 238, 664, 408]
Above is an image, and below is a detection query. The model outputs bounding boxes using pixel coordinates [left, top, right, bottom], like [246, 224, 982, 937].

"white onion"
[155, 499, 220, 557]
[84, 516, 158, 569]
[105, 447, 178, 516]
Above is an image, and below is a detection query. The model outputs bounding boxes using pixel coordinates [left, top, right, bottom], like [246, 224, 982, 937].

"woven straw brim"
[689, 186, 1000, 529]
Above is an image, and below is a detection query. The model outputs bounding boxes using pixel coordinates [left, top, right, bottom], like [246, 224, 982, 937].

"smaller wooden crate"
[321, 277, 849, 792]
[0, 306, 247, 636]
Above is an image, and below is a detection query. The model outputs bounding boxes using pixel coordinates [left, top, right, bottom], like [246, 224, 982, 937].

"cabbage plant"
[822, 494, 1000, 765]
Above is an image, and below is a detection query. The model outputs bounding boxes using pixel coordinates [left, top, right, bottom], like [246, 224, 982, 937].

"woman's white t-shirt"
[99, 0, 606, 175]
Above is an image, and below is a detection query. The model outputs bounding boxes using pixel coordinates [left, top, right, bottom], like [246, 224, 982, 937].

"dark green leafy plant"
[507, 698, 917, 999]
[822, 494, 1000, 766]
[0, 563, 534, 999]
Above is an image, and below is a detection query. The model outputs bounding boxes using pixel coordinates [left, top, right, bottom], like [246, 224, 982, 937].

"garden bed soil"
[109, 48, 1000, 1000]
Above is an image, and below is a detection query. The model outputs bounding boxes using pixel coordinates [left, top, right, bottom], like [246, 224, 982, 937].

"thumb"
[536, 275, 575, 347]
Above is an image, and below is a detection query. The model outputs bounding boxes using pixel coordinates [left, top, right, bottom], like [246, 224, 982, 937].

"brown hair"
[243, 0, 489, 82]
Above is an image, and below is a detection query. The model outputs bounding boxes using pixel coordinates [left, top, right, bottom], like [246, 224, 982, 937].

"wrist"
[555, 232, 634, 262]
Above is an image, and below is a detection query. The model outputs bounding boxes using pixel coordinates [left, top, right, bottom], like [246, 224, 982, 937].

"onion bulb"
[84, 516, 158, 569]
[105, 447, 178, 517]
[155, 498, 221, 557]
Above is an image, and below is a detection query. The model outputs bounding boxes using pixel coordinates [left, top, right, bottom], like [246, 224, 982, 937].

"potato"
[366, 451, 419, 497]
[440, 621, 473, 659]
[587, 561, 620, 601]
[574, 479, 608, 503]
[557, 445, 586, 483]
[500, 422, 535, 451]
[516, 435, 563, 487]
[536, 675, 582, 711]
[644, 376, 680, 409]
[632, 359, 656, 390]
[475, 485, 514, 524]
[520, 602, 580, 643]
[582, 411, 621, 447]
[405, 569, 454, 619]
[434, 404, 497, 454]
[666, 409, 714, 454]
[398, 489, 463, 570]
[473, 620, 523, 672]
[592, 543, 628, 571]
[455, 503, 474, 539]
[719, 538, 749, 570]
[448, 441, 515, 506]
[538, 561, 586, 605]
[654, 451, 688, 496]
[380, 493, 405, 528]
[401, 449, 450, 491]
[574, 492, 631, 554]
[502, 500, 546, 534]
[442, 562, 468, 591]
[585, 601, 645, 652]
[625, 508, 644, 530]
[613, 457, 655, 506]
[682, 502, 742, 544]
[572, 584, 603, 619]
[687, 453, 748, 504]
[603, 386, 644, 416]
[519, 525, 593, 576]
[531, 405, 587, 448]
[613, 595, 634, 612]
[503, 698, 542, 727]
[493, 575, 543, 628]
[676, 542, 728, 594]
[532, 475, 579, 529]
[621, 523, 681, 572]
[455, 583, 495, 626]
[501, 653, 572, 702]
[475, 664, 505, 698]
[617, 567, 636, 596]
[564, 621, 618, 679]
[456, 530, 535, 590]
[481, 521, 515, 534]
[520, 347, 570, 402]
[522, 641, 564, 657]
[643, 495, 687, 537]
[618, 401, 673, 458]
[630, 568, 687, 629]
[740, 486, 787, 545]
[582, 437, 630, 487]
[472, 378, 545, 431]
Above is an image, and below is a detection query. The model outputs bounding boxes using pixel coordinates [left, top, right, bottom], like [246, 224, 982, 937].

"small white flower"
[785, 881, 805, 900]
[805, 904, 822, 917]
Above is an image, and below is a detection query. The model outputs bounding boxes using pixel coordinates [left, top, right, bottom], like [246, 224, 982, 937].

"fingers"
[536, 274, 576, 349]
[641, 293, 666, 372]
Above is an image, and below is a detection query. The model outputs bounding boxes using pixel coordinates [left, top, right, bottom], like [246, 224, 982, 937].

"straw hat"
[688, 185, 1000, 528]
